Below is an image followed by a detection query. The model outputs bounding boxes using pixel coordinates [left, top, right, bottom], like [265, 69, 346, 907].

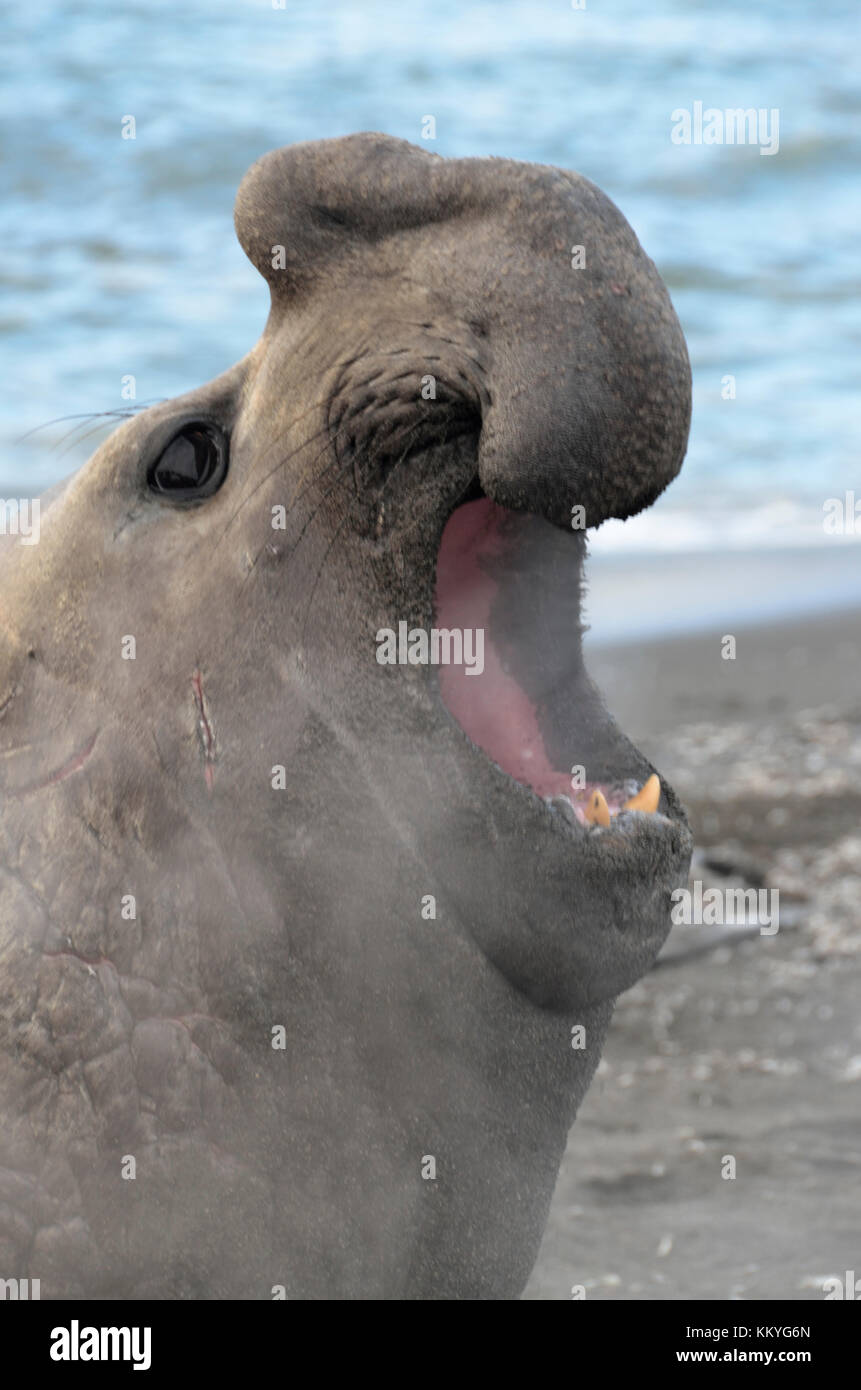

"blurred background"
[2, 0, 859, 640]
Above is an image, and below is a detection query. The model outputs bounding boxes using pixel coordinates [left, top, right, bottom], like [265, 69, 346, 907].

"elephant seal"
[0, 134, 691, 1299]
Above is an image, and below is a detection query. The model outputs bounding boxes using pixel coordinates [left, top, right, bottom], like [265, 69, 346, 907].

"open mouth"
[434, 494, 665, 830]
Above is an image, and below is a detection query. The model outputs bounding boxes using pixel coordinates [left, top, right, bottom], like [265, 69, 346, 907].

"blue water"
[2, 0, 859, 560]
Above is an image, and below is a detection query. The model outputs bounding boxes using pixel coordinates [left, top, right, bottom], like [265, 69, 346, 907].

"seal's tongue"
[434, 498, 572, 798]
[434, 498, 661, 825]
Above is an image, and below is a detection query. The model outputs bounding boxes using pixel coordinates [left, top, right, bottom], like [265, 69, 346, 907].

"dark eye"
[147, 423, 228, 501]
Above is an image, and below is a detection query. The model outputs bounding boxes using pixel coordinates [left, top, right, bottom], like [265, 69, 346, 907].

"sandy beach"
[527, 605, 861, 1300]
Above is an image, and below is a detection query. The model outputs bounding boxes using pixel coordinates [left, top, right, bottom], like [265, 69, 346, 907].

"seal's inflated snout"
[235, 132, 690, 530]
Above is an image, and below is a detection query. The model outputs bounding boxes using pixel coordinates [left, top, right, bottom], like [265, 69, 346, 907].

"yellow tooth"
[623, 772, 660, 814]
[585, 789, 611, 827]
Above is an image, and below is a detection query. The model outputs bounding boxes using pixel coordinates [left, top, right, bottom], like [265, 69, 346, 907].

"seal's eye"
[147, 423, 228, 501]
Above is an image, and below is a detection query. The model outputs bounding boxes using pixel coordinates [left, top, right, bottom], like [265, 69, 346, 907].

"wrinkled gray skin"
[0, 134, 692, 1299]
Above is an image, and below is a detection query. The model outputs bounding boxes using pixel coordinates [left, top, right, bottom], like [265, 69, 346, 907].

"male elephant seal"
[0, 134, 691, 1299]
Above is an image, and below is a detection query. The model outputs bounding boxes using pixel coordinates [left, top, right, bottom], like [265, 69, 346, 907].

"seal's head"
[0, 135, 691, 1298]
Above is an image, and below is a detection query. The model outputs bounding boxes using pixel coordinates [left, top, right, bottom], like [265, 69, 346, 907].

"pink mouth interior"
[434, 498, 619, 817]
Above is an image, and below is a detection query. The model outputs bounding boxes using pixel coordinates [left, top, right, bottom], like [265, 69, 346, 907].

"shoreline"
[583, 544, 861, 647]
[586, 602, 861, 740]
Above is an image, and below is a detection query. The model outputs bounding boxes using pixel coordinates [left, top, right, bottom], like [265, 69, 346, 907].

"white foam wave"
[589, 500, 861, 555]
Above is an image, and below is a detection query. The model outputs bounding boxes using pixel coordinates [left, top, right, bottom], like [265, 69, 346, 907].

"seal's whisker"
[283, 445, 355, 548]
[214, 415, 339, 554]
[374, 421, 426, 507]
[241, 439, 359, 586]
[220, 374, 381, 558]
[44, 415, 134, 455]
[245, 336, 374, 466]
[213, 342, 381, 546]
[238, 437, 351, 584]
[15, 402, 165, 448]
[298, 511, 351, 644]
[57, 415, 137, 459]
[297, 426, 424, 642]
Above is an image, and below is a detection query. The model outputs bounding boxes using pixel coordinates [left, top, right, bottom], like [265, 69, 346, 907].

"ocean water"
[1, 0, 859, 587]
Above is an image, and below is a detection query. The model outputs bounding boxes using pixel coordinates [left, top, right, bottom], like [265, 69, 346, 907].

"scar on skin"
[9, 730, 99, 797]
[191, 669, 216, 790]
